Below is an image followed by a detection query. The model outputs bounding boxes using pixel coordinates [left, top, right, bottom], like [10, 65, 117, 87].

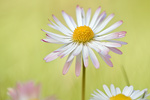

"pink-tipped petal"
[88, 47, 99, 68]
[93, 41, 110, 55]
[76, 5, 82, 26]
[108, 40, 128, 45]
[69, 16, 77, 28]
[97, 20, 123, 36]
[81, 8, 86, 25]
[100, 42, 122, 47]
[108, 47, 123, 55]
[95, 31, 127, 40]
[62, 11, 75, 31]
[59, 43, 77, 58]
[88, 42, 101, 53]
[41, 39, 63, 44]
[52, 15, 72, 35]
[62, 59, 74, 75]
[85, 8, 91, 26]
[100, 54, 113, 67]
[75, 53, 82, 77]
[82, 45, 89, 67]
[67, 55, 74, 62]
[92, 11, 106, 30]
[44, 52, 59, 62]
[94, 13, 114, 33]
[89, 6, 101, 28]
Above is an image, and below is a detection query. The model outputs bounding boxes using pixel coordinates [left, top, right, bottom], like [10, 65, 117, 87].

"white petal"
[95, 31, 127, 40]
[62, 11, 76, 31]
[99, 42, 122, 47]
[107, 40, 127, 45]
[131, 90, 145, 99]
[41, 38, 63, 44]
[116, 87, 121, 94]
[88, 47, 99, 68]
[92, 11, 106, 30]
[130, 90, 140, 98]
[99, 54, 113, 67]
[75, 52, 82, 77]
[76, 5, 82, 26]
[62, 53, 74, 75]
[69, 16, 77, 28]
[92, 41, 109, 55]
[67, 55, 74, 62]
[73, 43, 83, 56]
[108, 47, 122, 55]
[94, 14, 114, 33]
[122, 86, 129, 95]
[67, 43, 83, 62]
[58, 43, 77, 58]
[81, 8, 86, 26]
[88, 42, 101, 53]
[93, 91, 106, 99]
[110, 84, 116, 96]
[91, 92, 105, 100]
[103, 85, 112, 97]
[48, 23, 57, 30]
[44, 52, 59, 62]
[97, 20, 123, 36]
[48, 19, 72, 36]
[54, 43, 73, 52]
[82, 45, 89, 67]
[126, 86, 134, 96]
[89, 7, 101, 28]
[85, 8, 91, 26]
[96, 89, 109, 99]
[52, 15, 73, 34]
[42, 29, 70, 39]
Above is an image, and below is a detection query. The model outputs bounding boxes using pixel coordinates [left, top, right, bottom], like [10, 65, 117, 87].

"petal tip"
[76, 73, 80, 77]
[62, 10, 65, 13]
[41, 39, 44, 42]
[120, 20, 123, 23]
[76, 5, 79, 7]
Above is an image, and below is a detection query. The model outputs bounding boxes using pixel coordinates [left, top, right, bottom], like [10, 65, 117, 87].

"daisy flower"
[41, 5, 127, 76]
[90, 84, 148, 100]
[7, 81, 57, 100]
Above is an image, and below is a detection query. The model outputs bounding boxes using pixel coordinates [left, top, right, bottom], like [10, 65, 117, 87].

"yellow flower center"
[110, 94, 132, 100]
[72, 26, 94, 43]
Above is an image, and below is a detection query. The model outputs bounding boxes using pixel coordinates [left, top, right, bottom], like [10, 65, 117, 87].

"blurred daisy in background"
[90, 84, 149, 100]
[7, 81, 57, 100]
[42, 5, 127, 76]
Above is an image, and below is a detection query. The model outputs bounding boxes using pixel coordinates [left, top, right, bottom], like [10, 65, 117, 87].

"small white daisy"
[42, 5, 127, 76]
[91, 84, 148, 100]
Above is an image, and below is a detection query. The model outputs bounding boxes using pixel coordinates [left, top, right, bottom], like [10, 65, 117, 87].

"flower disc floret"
[72, 26, 94, 43]
[110, 94, 132, 100]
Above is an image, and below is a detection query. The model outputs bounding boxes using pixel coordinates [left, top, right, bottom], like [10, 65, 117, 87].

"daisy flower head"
[42, 5, 127, 76]
[90, 84, 148, 100]
[8, 81, 41, 100]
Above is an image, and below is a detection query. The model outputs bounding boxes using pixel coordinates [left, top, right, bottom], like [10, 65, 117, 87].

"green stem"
[82, 62, 86, 100]
[121, 66, 130, 86]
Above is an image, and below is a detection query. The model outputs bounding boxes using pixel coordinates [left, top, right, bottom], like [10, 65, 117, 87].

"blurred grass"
[0, 0, 150, 100]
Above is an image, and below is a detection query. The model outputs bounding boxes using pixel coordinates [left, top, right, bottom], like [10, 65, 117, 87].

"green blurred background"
[0, 0, 150, 99]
